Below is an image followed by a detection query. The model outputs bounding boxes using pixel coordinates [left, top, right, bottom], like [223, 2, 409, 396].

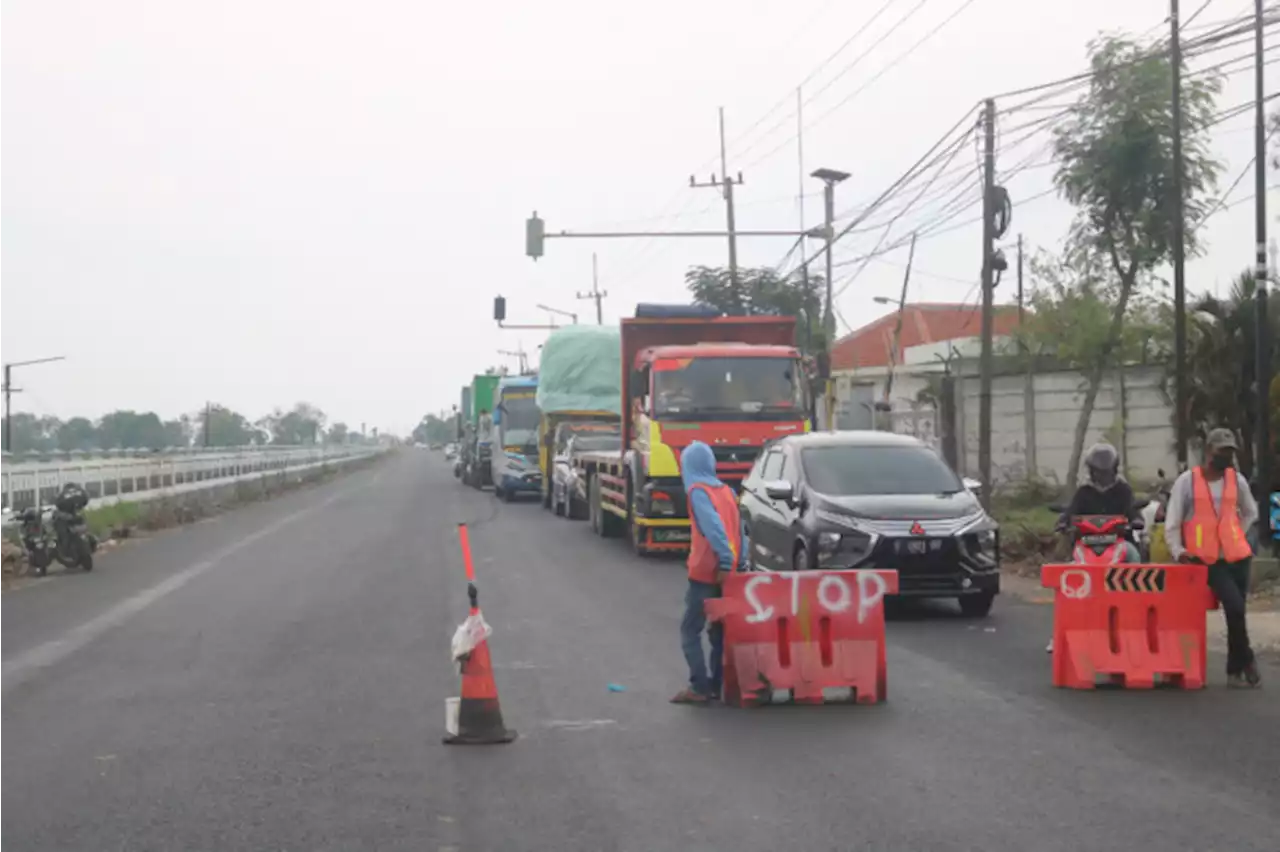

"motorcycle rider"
[1047, 442, 1141, 652]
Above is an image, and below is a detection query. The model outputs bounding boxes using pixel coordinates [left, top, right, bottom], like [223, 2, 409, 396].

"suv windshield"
[652, 356, 806, 421]
[801, 445, 963, 496]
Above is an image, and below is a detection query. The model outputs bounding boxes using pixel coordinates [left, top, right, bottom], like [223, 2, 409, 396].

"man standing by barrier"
[1164, 428, 1262, 688]
[671, 441, 748, 705]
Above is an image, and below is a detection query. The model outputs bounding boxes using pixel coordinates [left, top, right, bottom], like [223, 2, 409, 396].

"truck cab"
[587, 304, 811, 554]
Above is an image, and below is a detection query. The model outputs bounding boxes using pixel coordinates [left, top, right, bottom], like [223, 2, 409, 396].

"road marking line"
[2, 480, 365, 694]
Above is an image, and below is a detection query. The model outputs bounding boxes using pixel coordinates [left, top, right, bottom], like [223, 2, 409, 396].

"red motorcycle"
[1062, 512, 1145, 564]
[1044, 501, 1147, 653]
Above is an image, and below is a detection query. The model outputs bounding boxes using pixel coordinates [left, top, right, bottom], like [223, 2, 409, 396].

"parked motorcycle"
[17, 483, 98, 575]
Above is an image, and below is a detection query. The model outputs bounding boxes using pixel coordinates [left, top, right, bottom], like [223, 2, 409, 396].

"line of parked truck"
[447, 302, 1010, 616]
[452, 303, 812, 555]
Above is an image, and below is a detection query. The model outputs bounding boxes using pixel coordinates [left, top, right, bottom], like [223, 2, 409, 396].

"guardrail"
[1, 445, 386, 516]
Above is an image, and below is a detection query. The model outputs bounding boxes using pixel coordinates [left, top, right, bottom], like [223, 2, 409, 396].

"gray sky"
[2, 0, 1273, 435]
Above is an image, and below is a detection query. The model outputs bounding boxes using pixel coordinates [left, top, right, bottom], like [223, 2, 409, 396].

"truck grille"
[710, 446, 760, 487]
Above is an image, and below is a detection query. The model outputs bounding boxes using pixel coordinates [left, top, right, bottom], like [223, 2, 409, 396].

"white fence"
[2, 445, 385, 517]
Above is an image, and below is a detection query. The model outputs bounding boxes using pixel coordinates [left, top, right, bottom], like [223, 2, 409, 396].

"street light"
[535, 303, 579, 325]
[811, 167, 850, 431]
[3, 356, 67, 453]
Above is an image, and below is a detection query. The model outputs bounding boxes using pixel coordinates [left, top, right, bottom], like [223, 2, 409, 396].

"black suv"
[738, 431, 1000, 617]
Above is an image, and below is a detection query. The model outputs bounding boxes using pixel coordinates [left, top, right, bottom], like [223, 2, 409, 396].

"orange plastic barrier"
[1040, 562, 1217, 690]
[704, 569, 899, 706]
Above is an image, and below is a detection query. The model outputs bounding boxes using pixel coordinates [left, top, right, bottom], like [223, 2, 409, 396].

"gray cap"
[1205, 428, 1238, 451]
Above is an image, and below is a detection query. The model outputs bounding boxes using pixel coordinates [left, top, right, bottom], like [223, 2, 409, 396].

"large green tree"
[685, 265, 828, 355]
[261, 402, 327, 445]
[97, 410, 168, 449]
[197, 404, 264, 447]
[1049, 34, 1222, 489]
[4, 413, 61, 453]
[56, 417, 97, 452]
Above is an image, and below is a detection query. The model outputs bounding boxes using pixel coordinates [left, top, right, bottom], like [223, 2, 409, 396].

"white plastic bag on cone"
[451, 612, 492, 661]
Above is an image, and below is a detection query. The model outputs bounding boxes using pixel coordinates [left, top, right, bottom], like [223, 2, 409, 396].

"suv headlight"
[961, 520, 999, 564]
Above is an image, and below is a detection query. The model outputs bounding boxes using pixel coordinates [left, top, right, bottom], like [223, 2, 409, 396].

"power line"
[732, 0, 938, 167]
[741, 0, 981, 171]
[720, 0, 905, 164]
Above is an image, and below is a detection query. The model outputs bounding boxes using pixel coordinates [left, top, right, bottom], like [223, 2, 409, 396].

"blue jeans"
[681, 579, 724, 696]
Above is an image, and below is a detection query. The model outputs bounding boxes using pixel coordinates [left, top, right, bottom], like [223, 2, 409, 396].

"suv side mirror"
[764, 480, 794, 503]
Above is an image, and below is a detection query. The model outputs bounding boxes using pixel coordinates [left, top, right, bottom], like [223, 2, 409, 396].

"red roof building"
[830, 302, 1022, 372]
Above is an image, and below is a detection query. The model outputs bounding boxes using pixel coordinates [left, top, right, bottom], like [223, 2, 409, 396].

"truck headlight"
[649, 490, 676, 516]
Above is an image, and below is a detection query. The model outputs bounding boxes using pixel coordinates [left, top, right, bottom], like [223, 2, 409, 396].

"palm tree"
[1172, 271, 1280, 476]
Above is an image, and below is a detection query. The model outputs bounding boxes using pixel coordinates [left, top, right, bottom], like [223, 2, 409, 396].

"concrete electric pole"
[576, 253, 608, 325]
[811, 167, 850, 431]
[690, 107, 742, 285]
[978, 98, 996, 511]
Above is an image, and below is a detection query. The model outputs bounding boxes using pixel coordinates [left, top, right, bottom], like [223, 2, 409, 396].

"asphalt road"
[4, 451, 1278, 852]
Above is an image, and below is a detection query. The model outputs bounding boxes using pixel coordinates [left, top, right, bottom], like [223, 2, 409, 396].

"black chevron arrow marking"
[1105, 566, 1118, 591]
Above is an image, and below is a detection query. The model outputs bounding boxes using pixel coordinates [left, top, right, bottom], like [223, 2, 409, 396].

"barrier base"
[723, 639, 887, 707]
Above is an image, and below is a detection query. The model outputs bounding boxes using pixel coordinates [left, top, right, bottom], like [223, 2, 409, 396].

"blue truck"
[492, 375, 542, 501]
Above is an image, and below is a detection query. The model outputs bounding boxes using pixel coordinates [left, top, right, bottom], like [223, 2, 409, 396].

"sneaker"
[670, 687, 710, 705]
[1244, 661, 1262, 687]
[1227, 673, 1251, 689]
[1045, 639, 1054, 653]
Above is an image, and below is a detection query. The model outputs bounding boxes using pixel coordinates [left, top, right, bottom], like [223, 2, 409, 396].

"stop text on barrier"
[742, 571, 889, 625]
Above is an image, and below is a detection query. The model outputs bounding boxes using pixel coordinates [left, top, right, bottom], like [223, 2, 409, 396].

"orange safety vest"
[1182, 466, 1253, 564]
[687, 482, 742, 584]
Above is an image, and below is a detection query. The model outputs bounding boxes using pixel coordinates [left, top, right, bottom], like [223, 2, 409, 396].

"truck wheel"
[567, 492, 587, 521]
[589, 476, 604, 536]
[627, 489, 649, 556]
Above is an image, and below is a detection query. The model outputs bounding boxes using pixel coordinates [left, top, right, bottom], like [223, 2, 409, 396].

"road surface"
[4, 452, 1277, 851]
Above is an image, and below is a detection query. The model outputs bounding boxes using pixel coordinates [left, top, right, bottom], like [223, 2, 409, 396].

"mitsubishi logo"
[909, 522, 926, 536]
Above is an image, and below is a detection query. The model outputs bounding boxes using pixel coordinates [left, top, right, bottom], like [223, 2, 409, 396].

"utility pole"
[576, 252, 607, 324]
[1254, 0, 1273, 512]
[797, 87, 812, 355]
[204, 401, 212, 447]
[882, 232, 917, 405]
[2, 364, 11, 454]
[812, 167, 851, 431]
[1018, 234, 1038, 479]
[978, 98, 996, 510]
[2, 355, 66, 454]
[690, 107, 742, 285]
[1171, 0, 1189, 471]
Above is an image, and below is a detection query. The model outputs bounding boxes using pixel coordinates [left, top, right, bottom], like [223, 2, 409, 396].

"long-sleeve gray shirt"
[1162, 468, 1259, 560]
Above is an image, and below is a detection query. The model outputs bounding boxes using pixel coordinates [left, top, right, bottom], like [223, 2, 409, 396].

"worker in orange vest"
[671, 441, 748, 705]
[1163, 428, 1262, 687]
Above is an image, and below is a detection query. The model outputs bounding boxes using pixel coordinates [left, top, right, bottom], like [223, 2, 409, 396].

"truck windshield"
[498, 392, 540, 447]
[652, 357, 806, 420]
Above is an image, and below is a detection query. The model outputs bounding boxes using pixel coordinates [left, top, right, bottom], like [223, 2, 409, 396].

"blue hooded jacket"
[681, 441, 749, 572]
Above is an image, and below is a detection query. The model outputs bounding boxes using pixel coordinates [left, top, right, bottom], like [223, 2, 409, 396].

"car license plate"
[896, 538, 940, 555]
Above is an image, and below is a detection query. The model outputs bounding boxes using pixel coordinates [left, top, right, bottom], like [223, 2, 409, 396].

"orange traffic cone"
[443, 522, 517, 745]
[444, 624, 517, 745]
